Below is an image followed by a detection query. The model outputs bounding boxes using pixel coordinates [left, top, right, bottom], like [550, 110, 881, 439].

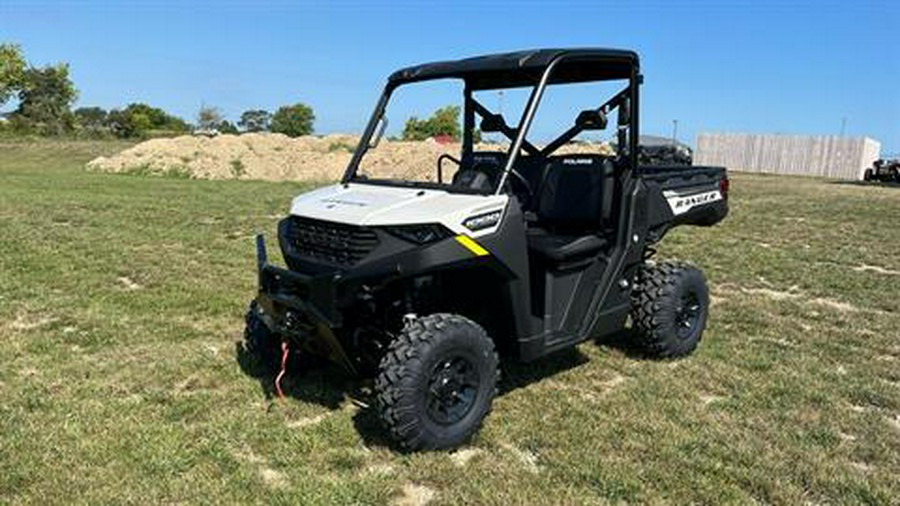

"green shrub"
[328, 141, 354, 153]
[229, 159, 246, 178]
[402, 105, 460, 141]
[108, 103, 189, 139]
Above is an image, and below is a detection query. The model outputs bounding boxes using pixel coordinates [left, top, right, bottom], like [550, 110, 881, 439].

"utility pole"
[840, 117, 847, 137]
[672, 119, 679, 144]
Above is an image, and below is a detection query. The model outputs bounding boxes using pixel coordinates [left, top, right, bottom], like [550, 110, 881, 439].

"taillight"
[719, 178, 730, 198]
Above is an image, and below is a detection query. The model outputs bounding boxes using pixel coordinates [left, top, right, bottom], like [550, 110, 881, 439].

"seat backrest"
[536, 155, 614, 232]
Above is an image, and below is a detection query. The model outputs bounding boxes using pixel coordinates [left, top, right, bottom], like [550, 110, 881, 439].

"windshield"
[347, 74, 632, 191]
[353, 78, 508, 189]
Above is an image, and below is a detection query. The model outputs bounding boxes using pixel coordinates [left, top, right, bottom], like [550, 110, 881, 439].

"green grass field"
[1, 140, 898, 505]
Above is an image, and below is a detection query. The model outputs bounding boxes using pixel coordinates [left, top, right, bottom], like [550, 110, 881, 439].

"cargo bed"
[639, 165, 729, 242]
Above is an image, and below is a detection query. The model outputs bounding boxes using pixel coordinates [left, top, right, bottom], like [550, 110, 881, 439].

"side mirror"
[618, 98, 631, 126]
[575, 109, 608, 130]
[480, 113, 506, 133]
[369, 116, 388, 148]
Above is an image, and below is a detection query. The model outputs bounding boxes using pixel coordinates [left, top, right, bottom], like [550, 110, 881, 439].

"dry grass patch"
[391, 483, 435, 506]
[0, 141, 898, 504]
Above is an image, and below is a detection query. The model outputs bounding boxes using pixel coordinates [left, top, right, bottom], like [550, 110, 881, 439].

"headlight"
[383, 224, 451, 245]
[463, 210, 502, 232]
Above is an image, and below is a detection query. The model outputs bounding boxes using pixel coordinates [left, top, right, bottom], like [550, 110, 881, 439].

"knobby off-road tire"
[244, 300, 280, 369]
[631, 261, 710, 358]
[863, 169, 874, 182]
[375, 314, 499, 451]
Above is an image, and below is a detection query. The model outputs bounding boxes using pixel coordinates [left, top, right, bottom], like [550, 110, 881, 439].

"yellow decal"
[455, 235, 489, 257]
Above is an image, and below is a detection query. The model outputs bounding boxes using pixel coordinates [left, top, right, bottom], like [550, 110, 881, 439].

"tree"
[0, 43, 26, 107]
[402, 105, 461, 141]
[216, 120, 239, 135]
[107, 103, 189, 138]
[197, 105, 224, 131]
[107, 107, 146, 138]
[14, 63, 78, 135]
[270, 103, 314, 137]
[74, 106, 110, 137]
[74, 106, 108, 128]
[238, 109, 271, 132]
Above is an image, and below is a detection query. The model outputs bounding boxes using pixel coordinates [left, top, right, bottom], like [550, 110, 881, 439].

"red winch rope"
[274, 341, 289, 398]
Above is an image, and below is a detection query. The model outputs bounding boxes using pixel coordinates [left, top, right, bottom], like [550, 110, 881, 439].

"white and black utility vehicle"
[246, 49, 729, 450]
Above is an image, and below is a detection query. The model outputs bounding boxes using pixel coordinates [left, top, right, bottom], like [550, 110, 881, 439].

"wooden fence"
[695, 133, 881, 180]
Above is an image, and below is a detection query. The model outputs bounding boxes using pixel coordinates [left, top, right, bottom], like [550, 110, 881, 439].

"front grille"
[282, 216, 379, 267]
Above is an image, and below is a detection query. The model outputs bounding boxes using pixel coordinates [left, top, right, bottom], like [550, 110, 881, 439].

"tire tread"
[631, 261, 707, 358]
[374, 313, 499, 451]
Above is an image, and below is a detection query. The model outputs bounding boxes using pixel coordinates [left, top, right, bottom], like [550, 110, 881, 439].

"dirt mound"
[87, 133, 613, 182]
[88, 133, 359, 181]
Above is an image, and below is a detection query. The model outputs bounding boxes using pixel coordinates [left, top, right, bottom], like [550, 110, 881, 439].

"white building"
[695, 133, 881, 180]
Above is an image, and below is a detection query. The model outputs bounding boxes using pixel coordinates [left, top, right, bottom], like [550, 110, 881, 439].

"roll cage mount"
[342, 48, 643, 193]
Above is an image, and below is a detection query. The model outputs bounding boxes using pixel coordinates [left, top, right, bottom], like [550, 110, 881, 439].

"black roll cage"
[342, 51, 642, 193]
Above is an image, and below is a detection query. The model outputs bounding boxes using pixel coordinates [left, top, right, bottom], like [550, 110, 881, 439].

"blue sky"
[2, 1, 898, 152]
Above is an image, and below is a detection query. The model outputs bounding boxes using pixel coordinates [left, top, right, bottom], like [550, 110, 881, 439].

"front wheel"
[631, 261, 710, 358]
[375, 314, 499, 451]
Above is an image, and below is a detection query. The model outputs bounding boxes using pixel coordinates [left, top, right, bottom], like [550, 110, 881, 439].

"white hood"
[289, 183, 509, 237]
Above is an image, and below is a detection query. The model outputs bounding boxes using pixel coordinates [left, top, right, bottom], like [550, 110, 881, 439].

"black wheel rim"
[675, 292, 702, 340]
[426, 356, 479, 425]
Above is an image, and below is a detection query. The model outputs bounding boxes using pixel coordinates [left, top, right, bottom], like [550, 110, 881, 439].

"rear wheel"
[375, 314, 499, 451]
[631, 261, 709, 358]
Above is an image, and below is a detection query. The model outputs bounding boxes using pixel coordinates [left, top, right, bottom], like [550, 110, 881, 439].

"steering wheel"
[503, 168, 534, 208]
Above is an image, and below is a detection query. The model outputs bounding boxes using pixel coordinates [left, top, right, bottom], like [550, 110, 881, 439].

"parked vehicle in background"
[193, 128, 220, 138]
[638, 135, 693, 166]
[864, 159, 900, 183]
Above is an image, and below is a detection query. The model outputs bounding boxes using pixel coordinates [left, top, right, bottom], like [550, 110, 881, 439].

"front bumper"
[254, 234, 356, 373]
